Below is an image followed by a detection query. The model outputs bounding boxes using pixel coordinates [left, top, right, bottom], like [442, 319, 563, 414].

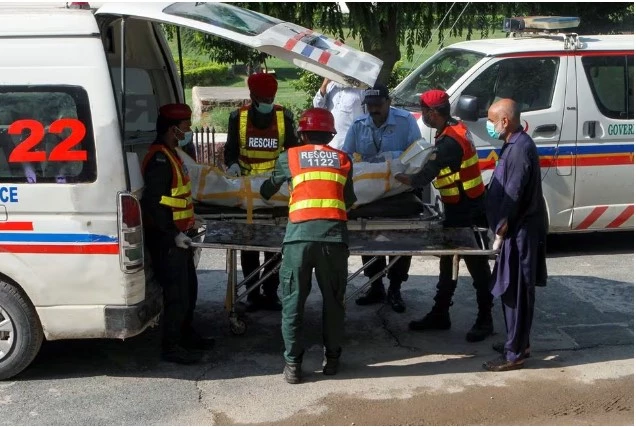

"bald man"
[483, 99, 548, 372]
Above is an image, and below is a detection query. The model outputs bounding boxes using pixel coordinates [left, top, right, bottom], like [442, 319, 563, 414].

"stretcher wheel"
[229, 316, 247, 335]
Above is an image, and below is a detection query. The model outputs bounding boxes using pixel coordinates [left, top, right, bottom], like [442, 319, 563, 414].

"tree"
[179, 2, 633, 84]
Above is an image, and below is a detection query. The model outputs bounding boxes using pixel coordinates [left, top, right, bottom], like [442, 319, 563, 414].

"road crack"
[375, 305, 421, 352]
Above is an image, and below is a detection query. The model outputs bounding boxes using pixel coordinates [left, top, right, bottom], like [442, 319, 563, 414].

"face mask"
[179, 131, 193, 147]
[174, 127, 193, 147]
[486, 120, 502, 139]
[255, 101, 274, 114]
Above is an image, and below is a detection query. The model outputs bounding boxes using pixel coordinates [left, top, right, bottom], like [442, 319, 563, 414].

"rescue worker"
[341, 83, 421, 313]
[260, 108, 356, 384]
[141, 103, 215, 365]
[394, 89, 494, 342]
[483, 99, 547, 371]
[224, 72, 299, 312]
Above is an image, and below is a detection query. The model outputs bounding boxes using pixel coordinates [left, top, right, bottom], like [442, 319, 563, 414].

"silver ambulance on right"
[392, 16, 634, 233]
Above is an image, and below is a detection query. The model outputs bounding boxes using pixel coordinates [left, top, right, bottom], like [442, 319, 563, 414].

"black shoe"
[261, 294, 283, 311]
[181, 332, 216, 351]
[387, 288, 406, 313]
[408, 309, 451, 331]
[465, 312, 494, 342]
[283, 362, 302, 384]
[355, 284, 386, 306]
[245, 294, 264, 312]
[162, 345, 202, 365]
[323, 357, 340, 376]
[492, 342, 531, 359]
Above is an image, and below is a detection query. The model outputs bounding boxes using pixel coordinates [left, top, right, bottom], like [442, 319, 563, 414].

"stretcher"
[191, 193, 496, 335]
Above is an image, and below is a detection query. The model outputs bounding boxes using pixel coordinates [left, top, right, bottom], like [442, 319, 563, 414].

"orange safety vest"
[433, 121, 485, 204]
[238, 105, 285, 176]
[142, 144, 195, 232]
[287, 144, 351, 223]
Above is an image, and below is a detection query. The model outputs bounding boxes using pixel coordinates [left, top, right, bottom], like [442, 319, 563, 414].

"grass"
[167, 28, 507, 131]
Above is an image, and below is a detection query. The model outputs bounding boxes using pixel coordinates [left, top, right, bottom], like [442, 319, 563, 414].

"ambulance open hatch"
[95, 2, 383, 88]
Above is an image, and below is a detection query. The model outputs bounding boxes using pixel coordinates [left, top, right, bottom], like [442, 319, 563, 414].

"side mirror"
[455, 95, 479, 122]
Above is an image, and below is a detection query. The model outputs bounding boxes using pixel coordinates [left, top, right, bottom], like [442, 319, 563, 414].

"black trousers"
[241, 250, 281, 298]
[434, 254, 492, 311]
[147, 234, 198, 350]
[361, 255, 412, 290]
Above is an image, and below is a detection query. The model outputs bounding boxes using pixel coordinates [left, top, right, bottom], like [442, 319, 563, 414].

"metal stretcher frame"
[190, 219, 497, 335]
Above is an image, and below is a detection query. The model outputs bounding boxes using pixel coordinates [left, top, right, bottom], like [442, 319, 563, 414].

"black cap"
[362, 83, 390, 105]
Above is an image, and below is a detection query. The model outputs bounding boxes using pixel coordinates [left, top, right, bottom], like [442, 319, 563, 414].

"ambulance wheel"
[229, 316, 247, 335]
[0, 280, 43, 380]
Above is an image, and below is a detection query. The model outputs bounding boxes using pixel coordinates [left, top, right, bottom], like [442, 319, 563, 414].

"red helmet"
[297, 108, 337, 134]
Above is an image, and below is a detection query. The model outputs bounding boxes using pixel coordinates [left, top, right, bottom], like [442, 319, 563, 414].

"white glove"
[175, 232, 192, 249]
[493, 235, 504, 251]
[227, 163, 241, 177]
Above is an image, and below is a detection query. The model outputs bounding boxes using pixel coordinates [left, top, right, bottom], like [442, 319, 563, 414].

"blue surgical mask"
[179, 131, 193, 147]
[175, 127, 193, 147]
[255, 101, 274, 114]
[486, 120, 502, 139]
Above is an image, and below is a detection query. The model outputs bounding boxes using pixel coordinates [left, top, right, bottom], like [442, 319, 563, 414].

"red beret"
[247, 73, 278, 98]
[420, 89, 449, 108]
[159, 103, 192, 120]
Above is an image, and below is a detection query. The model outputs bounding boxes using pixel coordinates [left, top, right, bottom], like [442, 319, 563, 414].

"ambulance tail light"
[117, 192, 144, 273]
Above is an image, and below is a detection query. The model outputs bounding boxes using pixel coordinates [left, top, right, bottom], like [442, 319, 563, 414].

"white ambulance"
[0, 2, 381, 379]
[392, 17, 634, 233]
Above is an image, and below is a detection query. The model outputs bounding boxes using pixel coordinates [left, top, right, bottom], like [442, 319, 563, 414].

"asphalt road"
[0, 231, 633, 425]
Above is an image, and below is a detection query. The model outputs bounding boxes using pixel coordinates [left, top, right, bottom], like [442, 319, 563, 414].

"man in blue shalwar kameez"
[483, 99, 548, 372]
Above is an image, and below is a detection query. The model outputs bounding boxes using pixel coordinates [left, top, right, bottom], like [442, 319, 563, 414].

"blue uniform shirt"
[341, 107, 421, 161]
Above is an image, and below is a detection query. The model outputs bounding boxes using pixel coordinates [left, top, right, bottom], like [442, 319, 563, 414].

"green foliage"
[289, 72, 324, 109]
[183, 64, 231, 87]
[387, 61, 410, 91]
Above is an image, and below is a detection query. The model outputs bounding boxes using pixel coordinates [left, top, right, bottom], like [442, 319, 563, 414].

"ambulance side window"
[0, 86, 96, 184]
[582, 55, 634, 120]
[462, 57, 560, 117]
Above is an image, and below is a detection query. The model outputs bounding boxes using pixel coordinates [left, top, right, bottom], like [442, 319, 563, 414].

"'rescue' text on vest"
[299, 150, 341, 168]
[247, 137, 280, 149]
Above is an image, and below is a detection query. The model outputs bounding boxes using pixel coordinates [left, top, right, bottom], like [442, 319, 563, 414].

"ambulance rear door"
[95, 2, 383, 88]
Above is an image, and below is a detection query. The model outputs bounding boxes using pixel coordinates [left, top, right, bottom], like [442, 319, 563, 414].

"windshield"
[392, 49, 484, 110]
[163, 2, 282, 37]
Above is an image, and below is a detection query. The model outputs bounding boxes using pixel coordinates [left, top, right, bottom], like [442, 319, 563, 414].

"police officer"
[224, 73, 298, 312]
[260, 108, 356, 384]
[141, 103, 215, 364]
[341, 83, 421, 313]
[394, 90, 494, 342]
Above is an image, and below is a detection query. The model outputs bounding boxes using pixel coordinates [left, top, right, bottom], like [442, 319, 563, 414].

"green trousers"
[279, 241, 349, 364]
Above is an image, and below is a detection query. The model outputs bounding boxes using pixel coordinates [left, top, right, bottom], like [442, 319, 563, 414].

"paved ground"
[0, 232, 633, 425]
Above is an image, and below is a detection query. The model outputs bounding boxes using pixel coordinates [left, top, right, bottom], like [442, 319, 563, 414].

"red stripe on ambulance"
[606, 205, 634, 229]
[0, 244, 119, 255]
[0, 222, 34, 231]
[575, 206, 609, 230]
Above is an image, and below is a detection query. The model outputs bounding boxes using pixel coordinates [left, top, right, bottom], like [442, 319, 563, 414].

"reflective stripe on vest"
[142, 144, 194, 231]
[287, 144, 351, 223]
[238, 106, 285, 176]
[432, 122, 485, 204]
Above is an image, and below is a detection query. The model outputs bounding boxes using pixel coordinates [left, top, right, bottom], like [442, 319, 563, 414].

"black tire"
[0, 280, 43, 380]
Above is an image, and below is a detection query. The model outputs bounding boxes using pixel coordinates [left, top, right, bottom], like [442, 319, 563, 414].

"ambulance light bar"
[503, 16, 580, 33]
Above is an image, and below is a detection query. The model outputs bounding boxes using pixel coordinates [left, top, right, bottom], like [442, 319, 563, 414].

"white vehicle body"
[0, 2, 382, 379]
[392, 30, 634, 233]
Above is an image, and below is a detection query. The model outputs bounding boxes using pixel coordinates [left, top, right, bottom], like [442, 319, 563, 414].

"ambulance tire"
[0, 280, 43, 381]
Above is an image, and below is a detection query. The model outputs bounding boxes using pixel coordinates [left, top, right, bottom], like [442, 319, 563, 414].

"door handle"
[535, 124, 557, 133]
[584, 121, 597, 138]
